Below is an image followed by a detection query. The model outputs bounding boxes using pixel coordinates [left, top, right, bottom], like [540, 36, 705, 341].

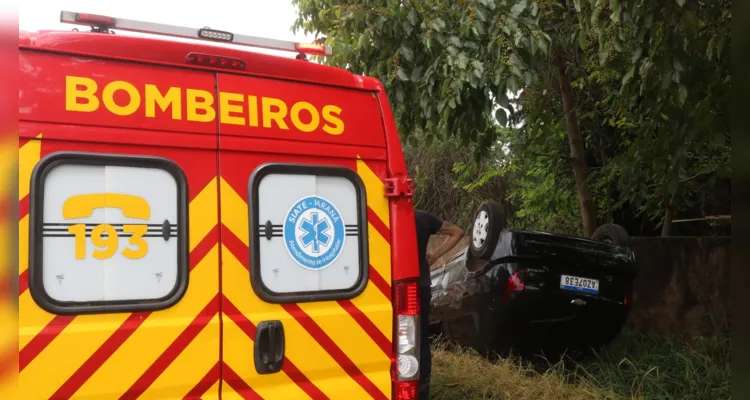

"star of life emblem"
[283, 195, 346, 270]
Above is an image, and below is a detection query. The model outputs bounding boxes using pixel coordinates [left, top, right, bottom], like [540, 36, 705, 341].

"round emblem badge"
[283, 195, 346, 270]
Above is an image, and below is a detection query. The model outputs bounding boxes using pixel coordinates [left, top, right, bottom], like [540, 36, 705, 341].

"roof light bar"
[59, 10, 333, 56]
[73, 13, 115, 26]
[197, 28, 233, 42]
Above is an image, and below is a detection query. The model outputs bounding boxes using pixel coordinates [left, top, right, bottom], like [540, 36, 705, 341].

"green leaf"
[573, 0, 582, 12]
[524, 71, 533, 86]
[357, 34, 368, 48]
[511, 0, 527, 17]
[411, 66, 424, 82]
[631, 47, 642, 63]
[495, 109, 508, 126]
[400, 46, 414, 62]
[610, 0, 621, 23]
[408, 135, 419, 147]
[397, 68, 410, 81]
[509, 53, 525, 69]
[449, 36, 462, 47]
[578, 30, 587, 50]
[644, 13, 653, 28]
[530, 2, 539, 16]
[457, 54, 469, 70]
[432, 18, 446, 31]
[678, 84, 688, 105]
[475, 7, 487, 22]
[408, 8, 418, 26]
[599, 49, 609, 66]
[622, 66, 635, 85]
[675, 0, 686, 7]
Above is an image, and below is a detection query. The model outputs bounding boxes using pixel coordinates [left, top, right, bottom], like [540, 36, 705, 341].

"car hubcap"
[472, 210, 489, 249]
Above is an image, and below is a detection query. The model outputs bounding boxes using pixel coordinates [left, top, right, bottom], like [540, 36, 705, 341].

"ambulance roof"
[19, 29, 385, 92]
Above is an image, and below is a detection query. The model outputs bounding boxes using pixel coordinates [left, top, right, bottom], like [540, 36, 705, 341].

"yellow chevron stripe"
[222, 248, 370, 399]
[19, 133, 42, 201]
[296, 300, 391, 396]
[18, 172, 219, 349]
[221, 382, 244, 400]
[356, 158, 390, 228]
[368, 222, 392, 286]
[201, 380, 221, 400]
[73, 245, 219, 398]
[19, 312, 130, 399]
[190, 177, 218, 251]
[220, 177, 249, 245]
[222, 317, 308, 399]
[18, 215, 28, 275]
[18, 169, 220, 399]
[144, 314, 221, 399]
[18, 291, 55, 349]
[18, 135, 42, 279]
[349, 282, 392, 339]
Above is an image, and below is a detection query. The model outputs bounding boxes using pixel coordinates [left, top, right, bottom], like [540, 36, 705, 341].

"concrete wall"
[628, 236, 730, 337]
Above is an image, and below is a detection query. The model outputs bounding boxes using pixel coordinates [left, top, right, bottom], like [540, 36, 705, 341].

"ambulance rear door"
[216, 72, 395, 399]
[18, 50, 221, 399]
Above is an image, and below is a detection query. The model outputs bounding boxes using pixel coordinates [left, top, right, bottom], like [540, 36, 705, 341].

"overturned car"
[428, 201, 637, 359]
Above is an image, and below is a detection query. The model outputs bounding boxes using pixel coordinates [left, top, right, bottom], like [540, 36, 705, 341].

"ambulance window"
[249, 164, 369, 303]
[28, 152, 189, 315]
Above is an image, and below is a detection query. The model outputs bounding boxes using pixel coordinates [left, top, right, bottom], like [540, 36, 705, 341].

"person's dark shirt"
[414, 210, 444, 288]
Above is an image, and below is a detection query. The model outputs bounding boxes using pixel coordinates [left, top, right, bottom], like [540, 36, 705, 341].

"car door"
[216, 73, 394, 399]
[18, 51, 221, 399]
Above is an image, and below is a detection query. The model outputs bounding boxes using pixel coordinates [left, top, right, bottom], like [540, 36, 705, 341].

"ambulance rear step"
[59, 10, 332, 58]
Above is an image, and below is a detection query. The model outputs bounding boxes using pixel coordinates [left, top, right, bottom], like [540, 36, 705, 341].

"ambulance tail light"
[393, 279, 420, 399]
[186, 53, 246, 70]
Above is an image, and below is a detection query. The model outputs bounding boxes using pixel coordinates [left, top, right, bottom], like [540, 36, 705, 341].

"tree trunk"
[556, 60, 597, 237]
[661, 193, 676, 236]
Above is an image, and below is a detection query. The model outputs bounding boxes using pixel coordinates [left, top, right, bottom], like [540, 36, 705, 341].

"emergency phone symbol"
[283, 195, 345, 270]
[43, 193, 177, 261]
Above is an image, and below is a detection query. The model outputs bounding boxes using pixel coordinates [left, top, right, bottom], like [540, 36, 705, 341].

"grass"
[430, 329, 731, 400]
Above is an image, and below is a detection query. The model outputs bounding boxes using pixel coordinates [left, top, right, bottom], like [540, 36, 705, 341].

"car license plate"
[560, 275, 599, 294]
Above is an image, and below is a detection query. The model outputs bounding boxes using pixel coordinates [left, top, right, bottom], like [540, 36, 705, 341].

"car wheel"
[592, 223, 631, 247]
[470, 201, 507, 260]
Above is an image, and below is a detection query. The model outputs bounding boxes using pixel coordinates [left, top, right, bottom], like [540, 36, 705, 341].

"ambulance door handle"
[254, 320, 285, 374]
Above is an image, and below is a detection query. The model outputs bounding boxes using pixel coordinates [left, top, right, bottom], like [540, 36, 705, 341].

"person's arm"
[426, 220, 464, 265]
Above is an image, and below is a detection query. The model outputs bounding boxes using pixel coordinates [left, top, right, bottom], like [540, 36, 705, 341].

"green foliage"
[291, 0, 554, 155]
[291, 0, 731, 235]
[574, 0, 731, 225]
[454, 125, 584, 234]
[403, 135, 507, 230]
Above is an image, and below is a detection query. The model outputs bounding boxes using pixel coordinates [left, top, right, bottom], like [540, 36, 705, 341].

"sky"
[18, 0, 314, 58]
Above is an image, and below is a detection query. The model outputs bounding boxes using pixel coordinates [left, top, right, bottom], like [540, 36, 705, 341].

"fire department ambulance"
[18, 11, 421, 399]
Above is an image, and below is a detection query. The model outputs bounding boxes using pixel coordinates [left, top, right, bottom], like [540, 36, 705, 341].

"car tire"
[469, 201, 507, 260]
[592, 223, 631, 247]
